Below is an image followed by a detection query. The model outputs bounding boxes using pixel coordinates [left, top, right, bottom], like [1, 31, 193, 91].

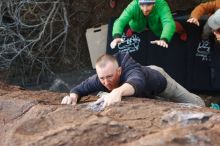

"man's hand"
[214, 32, 220, 41]
[93, 89, 122, 108]
[150, 40, 168, 48]
[187, 17, 200, 26]
[102, 89, 122, 108]
[61, 93, 78, 105]
[110, 38, 123, 49]
[93, 83, 135, 109]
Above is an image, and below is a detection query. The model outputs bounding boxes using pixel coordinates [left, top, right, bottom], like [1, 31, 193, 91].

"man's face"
[213, 28, 220, 42]
[140, 4, 154, 16]
[96, 61, 121, 91]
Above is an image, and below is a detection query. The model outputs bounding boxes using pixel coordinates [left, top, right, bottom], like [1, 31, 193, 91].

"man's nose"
[143, 6, 149, 11]
[103, 78, 110, 85]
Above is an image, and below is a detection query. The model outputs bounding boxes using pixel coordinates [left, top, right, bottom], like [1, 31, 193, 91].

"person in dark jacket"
[61, 52, 205, 108]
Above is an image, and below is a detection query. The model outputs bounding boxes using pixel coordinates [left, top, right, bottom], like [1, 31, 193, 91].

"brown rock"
[1, 83, 220, 146]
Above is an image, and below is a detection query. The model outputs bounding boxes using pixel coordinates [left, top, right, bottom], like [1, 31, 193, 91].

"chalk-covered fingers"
[61, 93, 78, 105]
[150, 40, 168, 48]
[187, 17, 200, 26]
[110, 38, 123, 49]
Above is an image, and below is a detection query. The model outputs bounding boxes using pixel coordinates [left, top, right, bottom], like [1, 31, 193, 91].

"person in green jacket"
[111, 0, 176, 48]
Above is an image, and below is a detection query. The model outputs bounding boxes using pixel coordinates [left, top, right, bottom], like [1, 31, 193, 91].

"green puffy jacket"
[112, 0, 175, 42]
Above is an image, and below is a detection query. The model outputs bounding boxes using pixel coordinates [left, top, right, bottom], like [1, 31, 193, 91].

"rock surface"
[1, 83, 220, 146]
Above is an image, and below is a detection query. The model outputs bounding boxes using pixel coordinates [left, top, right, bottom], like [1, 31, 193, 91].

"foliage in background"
[0, 0, 69, 84]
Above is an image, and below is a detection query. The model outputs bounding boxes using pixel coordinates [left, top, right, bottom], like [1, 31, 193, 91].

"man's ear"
[117, 67, 122, 75]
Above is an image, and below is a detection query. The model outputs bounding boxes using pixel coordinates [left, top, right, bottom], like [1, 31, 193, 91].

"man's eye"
[106, 76, 113, 79]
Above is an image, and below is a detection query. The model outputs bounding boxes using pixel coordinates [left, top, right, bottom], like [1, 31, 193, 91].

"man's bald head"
[96, 54, 119, 69]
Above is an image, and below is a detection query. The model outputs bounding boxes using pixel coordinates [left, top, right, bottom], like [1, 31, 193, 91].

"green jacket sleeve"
[157, 0, 175, 42]
[112, 1, 137, 38]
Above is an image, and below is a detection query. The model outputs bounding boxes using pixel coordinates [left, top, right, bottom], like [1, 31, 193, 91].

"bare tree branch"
[0, 0, 69, 85]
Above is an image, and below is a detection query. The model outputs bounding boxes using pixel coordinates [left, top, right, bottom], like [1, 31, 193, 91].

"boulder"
[1, 83, 220, 146]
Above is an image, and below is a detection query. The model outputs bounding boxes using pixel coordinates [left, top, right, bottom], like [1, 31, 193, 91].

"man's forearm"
[100, 83, 135, 108]
[114, 83, 135, 97]
[191, 1, 216, 19]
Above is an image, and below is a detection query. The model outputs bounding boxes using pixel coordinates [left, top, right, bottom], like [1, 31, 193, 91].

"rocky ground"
[1, 82, 220, 146]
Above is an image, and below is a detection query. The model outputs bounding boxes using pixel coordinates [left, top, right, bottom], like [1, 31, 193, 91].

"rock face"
[1, 84, 220, 146]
